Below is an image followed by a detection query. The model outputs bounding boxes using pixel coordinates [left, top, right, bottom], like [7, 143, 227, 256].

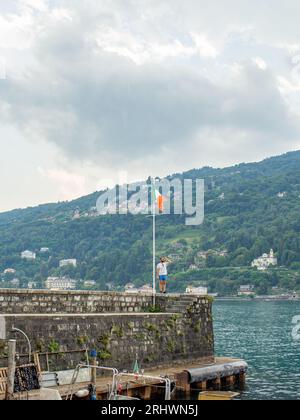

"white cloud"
[19, 0, 49, 13]
[38, 167, 87, 200]
[0, 12, 36, 50]
[1, 0, 300, 211]
[253, 57, 267, 71]
[277, 76, 300, 94]
[50, 8, 74, 22]
[190, 33, 218, 58]
[93, 27, 217, 65]
[0, 57, 6, 79]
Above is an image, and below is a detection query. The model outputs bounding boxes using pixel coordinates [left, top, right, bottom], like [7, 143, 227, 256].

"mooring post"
[226, 375, 235, 387]
[214, 377, 221, 390]
[140, 386, 152, 400]
[90, 349, 98, 386]
[175, 371, 190, 394]
[6, 340, 16, 400]
[239, 372, 246, 384]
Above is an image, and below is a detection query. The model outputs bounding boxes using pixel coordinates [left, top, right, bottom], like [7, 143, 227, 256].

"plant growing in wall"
[171, 314, 180, 322]
[35, 340, 46, 353]
[0, 341, 7, 358]
[134, 333, 146, 341]
[155, 330, 162, 340]
[143, 322, 160, 333]
[194, 320, 202, 333]
[165, 319, 176, 329]
[111, 325, 124, 338]
[98, 333, 111, 347]
[144, 305, 162, 313]
[98, 350, 112, 360]
[166, 340, 176, 354]
[48, 340, 60, 353]
[77, 336, 88, 347]
[144, 354, 156, 363]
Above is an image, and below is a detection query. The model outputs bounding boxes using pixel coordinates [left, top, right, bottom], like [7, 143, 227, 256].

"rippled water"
[213, 300, 300, 400]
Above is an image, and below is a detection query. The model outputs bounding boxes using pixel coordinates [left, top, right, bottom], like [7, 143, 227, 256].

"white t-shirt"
[157, 262, 168, 276]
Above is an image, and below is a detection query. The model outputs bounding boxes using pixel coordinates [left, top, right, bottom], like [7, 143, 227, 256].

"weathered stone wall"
[0, 290, 214, 370]
[0, 289, 154, 314]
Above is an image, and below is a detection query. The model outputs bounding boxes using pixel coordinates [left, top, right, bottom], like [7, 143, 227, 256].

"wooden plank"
[0, 368, 8, 394]
[33, 353, 41, 374]
[199, 391, 240, 401]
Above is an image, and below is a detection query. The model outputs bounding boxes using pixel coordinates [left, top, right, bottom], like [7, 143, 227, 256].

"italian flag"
[153, 188, 166, 212]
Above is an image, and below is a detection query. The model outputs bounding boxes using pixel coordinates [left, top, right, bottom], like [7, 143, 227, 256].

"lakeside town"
[1, 247, 299, 300]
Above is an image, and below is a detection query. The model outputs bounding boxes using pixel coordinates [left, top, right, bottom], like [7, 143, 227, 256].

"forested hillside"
[1, 151, 300, 295]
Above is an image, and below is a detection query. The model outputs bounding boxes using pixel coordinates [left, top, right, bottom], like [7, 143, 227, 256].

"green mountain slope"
[1, 150, 300, 294]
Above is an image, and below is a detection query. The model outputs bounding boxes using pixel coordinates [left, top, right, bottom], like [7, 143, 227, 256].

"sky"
[1, 0, 300, 212]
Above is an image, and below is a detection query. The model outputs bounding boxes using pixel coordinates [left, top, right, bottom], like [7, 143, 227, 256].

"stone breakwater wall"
[0, 290, 214, 370]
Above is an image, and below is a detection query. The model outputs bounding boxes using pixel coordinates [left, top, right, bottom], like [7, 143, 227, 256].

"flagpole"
[152, 178, 156, 307]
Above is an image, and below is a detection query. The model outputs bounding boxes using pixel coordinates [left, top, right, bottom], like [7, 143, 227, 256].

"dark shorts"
[159, 275, 168, 282]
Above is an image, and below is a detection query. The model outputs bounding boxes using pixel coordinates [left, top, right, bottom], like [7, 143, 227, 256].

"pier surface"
[0, 357, 247, 400]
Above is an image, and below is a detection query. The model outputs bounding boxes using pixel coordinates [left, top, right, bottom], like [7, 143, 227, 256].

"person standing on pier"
[156, 257, 171, 294]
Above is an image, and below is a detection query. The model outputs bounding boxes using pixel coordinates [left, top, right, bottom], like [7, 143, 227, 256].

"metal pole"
[152, 178, 156, 308]
[90, 350, 97, 386]
[11, 326, 31, 364]
[6, 340, 16, 400]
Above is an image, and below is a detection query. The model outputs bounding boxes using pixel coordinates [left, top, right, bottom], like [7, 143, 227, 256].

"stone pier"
[0, 290, 214, 371]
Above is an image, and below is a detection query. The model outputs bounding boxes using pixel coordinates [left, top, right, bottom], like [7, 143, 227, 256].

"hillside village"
[1, 152, 300, 296]
[0, 240, 297, 298]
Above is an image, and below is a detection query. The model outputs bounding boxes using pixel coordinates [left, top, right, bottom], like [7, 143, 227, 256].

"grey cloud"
[0, 0, 299, 168]
[1, 67, 297, 161]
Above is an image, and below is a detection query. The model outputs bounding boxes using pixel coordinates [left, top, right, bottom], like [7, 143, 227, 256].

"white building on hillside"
[197, 251, 208, 260]
[186, 286, 208, 295]
[277, 192, 287, 198]
[252, 249, 277, 271]
[84, 280, 96, 288]
[238, 285, 255, 296]
[139, 284, 153, 294]
[40, 247, 50, 253]
[4, 268, 16, 274]
[21, 250, 36, 260]
[124, 283, 139, 294]
[59, 259, 77, 268]
[45, 277, 77, 290]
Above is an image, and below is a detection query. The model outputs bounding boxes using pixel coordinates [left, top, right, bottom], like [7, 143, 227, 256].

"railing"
[65, 364, 119, 400]
[114, 372, 172, 400]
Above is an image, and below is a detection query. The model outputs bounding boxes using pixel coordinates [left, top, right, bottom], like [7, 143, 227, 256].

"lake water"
[213, 300, 300, 400]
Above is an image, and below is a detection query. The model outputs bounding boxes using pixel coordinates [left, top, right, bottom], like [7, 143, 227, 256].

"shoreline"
[215, 296, 300, 302]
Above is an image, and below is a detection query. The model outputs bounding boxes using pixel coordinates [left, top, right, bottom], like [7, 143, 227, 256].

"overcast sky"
[1, 0, 300, 212]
